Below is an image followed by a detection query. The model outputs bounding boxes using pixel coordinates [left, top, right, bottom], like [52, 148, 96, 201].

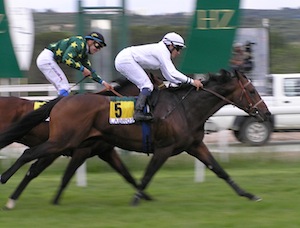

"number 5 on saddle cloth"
[109, 96, 153, 153]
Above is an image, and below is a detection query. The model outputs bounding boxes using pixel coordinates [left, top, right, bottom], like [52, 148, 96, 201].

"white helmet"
[162, 32, 186, 48]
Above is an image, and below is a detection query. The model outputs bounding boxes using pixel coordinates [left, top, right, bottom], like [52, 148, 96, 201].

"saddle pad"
[33, 101, 47, 110]
[109, 97, 135, 124]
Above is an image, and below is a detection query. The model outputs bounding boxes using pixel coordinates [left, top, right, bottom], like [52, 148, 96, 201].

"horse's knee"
[26, 163, 40, 178]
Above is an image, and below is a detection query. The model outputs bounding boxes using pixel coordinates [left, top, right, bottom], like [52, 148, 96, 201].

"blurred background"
[1, 0, 300, 84]
[1, 0, 300, 146]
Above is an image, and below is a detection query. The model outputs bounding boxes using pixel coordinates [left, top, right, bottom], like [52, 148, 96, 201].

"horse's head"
[228, 69, 271, 122]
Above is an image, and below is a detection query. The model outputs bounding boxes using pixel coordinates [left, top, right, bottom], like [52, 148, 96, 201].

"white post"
[194, 159, 205, 182]
[218, 130, 229, 162]
[76, 162, 87, 187]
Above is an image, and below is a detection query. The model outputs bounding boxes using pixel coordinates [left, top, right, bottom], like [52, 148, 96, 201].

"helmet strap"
[164, 41, 176, 54]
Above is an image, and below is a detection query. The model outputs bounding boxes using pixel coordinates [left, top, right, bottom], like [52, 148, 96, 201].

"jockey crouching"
[114, 32, 203, 122]
[36, 31, 112, 96]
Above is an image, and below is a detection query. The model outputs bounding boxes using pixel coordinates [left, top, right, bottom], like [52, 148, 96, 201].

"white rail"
[0, 83, 99, 100]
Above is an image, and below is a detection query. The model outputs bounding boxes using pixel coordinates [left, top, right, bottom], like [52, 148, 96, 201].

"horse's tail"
[0, 96, 63, 149]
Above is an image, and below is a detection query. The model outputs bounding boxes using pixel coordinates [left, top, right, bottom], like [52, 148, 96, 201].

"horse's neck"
[186, 89, 227, 119]
[152, 86, 228, 127]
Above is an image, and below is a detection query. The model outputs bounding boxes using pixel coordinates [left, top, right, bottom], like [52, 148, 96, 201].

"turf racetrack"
[0, 152, 299, 228]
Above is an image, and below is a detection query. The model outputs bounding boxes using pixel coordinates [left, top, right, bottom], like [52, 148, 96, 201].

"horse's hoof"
[251, 195, 262, 202]
[131, 193, 141, 206]
[131, 198, 140, 206]
[139, 192, 153, 201]
[4, 199, 16, 210]
[52, 199, 60, 205]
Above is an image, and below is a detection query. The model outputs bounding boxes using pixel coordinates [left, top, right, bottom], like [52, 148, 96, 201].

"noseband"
[238, 80, 263, 116]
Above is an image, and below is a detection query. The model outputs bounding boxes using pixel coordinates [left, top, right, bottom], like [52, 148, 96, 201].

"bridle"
[160, 76, 264, 120]
[203, 77, 263, 117]
[237, 80, 263, 116]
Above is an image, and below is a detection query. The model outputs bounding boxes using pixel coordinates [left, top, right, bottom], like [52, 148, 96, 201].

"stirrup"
[134, 111, 153, 122]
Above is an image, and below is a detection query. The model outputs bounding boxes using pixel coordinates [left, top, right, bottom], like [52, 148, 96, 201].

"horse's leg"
[0, 141, 64, 184]
[131, 148, 172, 206]
[187, 142, 261, 201]
[5, 155, 58, 210]
[0, 147, 39, 184]
[51, 147, 92, 205]
[98, 149, 153, 201]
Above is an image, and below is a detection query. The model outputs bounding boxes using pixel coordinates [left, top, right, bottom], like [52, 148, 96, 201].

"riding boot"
[134, 93, 153, 122]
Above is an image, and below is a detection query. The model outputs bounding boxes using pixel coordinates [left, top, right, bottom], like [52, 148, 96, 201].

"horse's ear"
[219, 69, 232, 77]
[234, 69, 247, 80]
[219, 69, 226, 75]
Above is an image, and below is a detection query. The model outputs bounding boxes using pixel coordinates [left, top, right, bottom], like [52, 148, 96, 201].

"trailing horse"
[0, 77, 154, 209]
[0, 70, 271, 205]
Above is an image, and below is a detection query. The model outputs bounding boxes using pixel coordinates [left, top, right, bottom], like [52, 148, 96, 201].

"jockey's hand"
[82, 67, 91, 77]
[102, 81, 114, 91]
[193, 79, 203, 91]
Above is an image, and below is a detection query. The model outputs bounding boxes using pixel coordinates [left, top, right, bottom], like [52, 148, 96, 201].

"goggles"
[94, 41, 103, 49]
[174, 45, 183, 52]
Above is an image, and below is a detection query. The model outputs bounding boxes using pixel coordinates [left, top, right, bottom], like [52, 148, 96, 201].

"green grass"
[1, 153, 300, 228]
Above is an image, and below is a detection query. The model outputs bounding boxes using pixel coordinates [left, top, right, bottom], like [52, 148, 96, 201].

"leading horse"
[0, 69, 271, 205]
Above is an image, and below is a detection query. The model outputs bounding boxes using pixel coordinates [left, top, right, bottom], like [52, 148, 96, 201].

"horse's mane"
[207, 69, 233, 84]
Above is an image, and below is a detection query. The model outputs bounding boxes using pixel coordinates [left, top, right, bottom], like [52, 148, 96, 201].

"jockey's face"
[87, 40, 102, 54]
[169, 44, 182, 59]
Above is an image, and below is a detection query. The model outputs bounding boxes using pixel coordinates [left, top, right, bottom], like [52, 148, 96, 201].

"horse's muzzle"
[249, 107, 271, 121]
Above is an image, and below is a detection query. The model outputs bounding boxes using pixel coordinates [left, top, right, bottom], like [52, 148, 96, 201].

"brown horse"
[0, 69, 271, 205]
[0, 77, 156, 209]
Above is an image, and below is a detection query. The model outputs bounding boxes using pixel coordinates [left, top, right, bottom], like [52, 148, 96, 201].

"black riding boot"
[134, 93, 153, 122]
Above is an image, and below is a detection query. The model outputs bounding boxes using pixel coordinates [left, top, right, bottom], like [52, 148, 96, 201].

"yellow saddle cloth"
[109, 97, 135, 124]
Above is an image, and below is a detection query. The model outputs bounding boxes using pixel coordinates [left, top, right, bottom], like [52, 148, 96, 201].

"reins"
[110, 88, 123, 97]
[202, 87, 236, 106]
[95, 74, 263, 119]
[98, 87, 124, 97]
[162, 77, 264, 119]
[161, 86, 231, 120]
[161, 87, 194, 119]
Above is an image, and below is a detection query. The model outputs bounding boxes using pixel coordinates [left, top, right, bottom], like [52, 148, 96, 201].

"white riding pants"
[115, 49, 153, 92]
[36, 49, 69, 94]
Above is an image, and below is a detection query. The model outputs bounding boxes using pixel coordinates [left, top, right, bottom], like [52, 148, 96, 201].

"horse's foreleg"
[52, 148, 91, 205]
[1, 141, 63, 185]
[98, 149, 153, 202]
[132, 149, 171, 206]
[5, 155, 58, 210]
[187, 142, 261, 201]
[0, 146, 39, 184]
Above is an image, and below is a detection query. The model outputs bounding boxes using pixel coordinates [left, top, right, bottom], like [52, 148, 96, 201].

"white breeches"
[36, 49, 69, 94]
[114, 49, 153, 92]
